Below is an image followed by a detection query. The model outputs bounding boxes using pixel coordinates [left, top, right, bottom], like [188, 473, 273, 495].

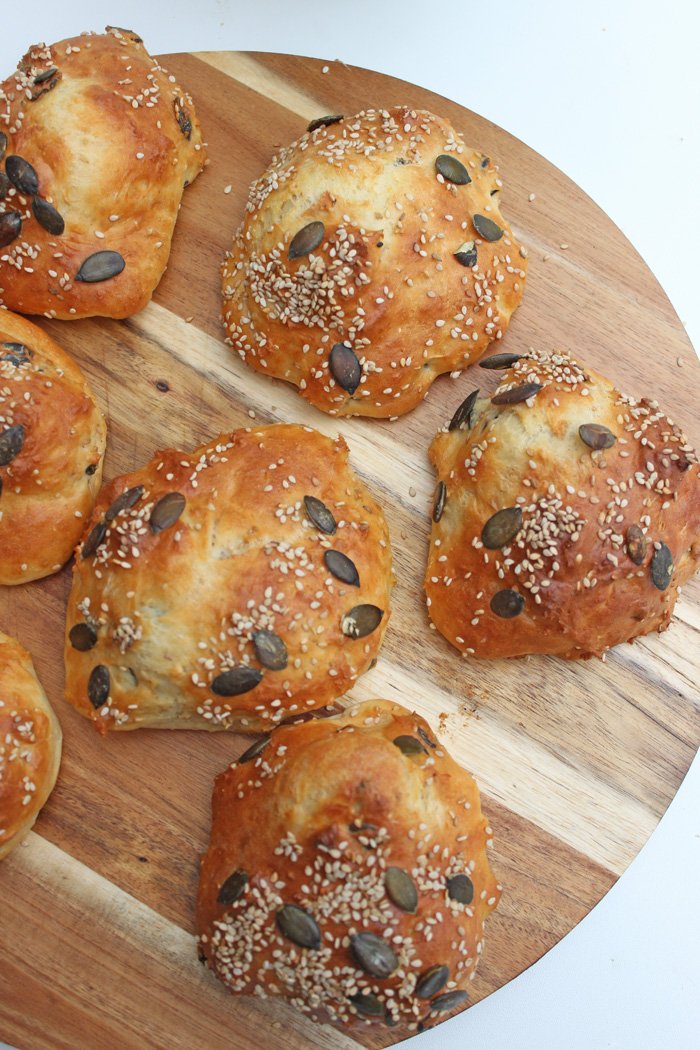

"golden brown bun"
[0, 310, 106, 584]
[197, 699, 499, 1033]
[425, 348, 700, 658]
[0, 27, 205, 319]
[64, 424, 393, 733]
[222, 107, 526, 418]
[0, 631, 62, 859]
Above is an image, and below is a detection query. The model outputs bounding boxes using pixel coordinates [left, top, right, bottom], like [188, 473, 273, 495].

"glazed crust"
[425, 348, 700, 659]
[196, 699, 499, 1033]
[0, 309, 106, 584]
[0, 631, 62, 860]
[64, 424, 393, 733]
[222, 107, 526, 418]
[0, 27, 205, 319]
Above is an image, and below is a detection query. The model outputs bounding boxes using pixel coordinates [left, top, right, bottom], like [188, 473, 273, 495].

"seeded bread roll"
[64, 424, 392, 733]
[197, 699, 499, 1032]
[222, 107, 526, 418]
[425, 348, 700, 659]
[0, 27, 205, 320]
[0, 631, 62, 859]
[0, 310, 106, 584]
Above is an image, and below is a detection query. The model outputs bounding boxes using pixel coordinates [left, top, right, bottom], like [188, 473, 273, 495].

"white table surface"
[1, 3, 699, 1048]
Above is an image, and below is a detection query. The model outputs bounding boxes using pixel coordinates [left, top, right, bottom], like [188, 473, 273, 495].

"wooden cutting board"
[1, 50, 699, 1050]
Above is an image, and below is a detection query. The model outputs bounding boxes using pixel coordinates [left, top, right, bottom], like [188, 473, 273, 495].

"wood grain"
[0, 51, 698, 1050]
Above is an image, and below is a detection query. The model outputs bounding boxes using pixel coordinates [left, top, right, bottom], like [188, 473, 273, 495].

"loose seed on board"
[217, 869, 248, 905]
[446, 872, 474, 904]
[329, 342, 361, 394]
[348, 992, 385, 1019]
[350, 932, 399, 978]
[324, 549, 360, 586]
[0, 211, 22, 248]
[87, 665, 110, 708]
[303, 494, 337, 534]
[32, 196, 65, 235]
[415, 965, 449, 999]
[430, 990, 468, 1013]
[211, 666, 263, 696]
[5, 155, 39, 196]
[342, 604, 383, 638]
[288, 220, 325, 260]
[435, 154, 471, 185]
[150, 491, 186, 533]
[252, 629, 288, 671]
[625, 524, 646, 566]
[0, 424, 25, 465]
[276, 904, 321, 949]
[473, 214, 504, 241]
[69, 623, 97, 652]
[433, 480, 446, 523]
[492, 382, 543, 405]
[479, 353, 522, 370]
[481, 506, 522, 549]
[385, 866, 418, 913]
[490, 588, 525, 618]
[307, 114, 343, 133]
[448, 388, 479, 431]
[76, 250, 125, 283]
[579, 423, 616, 450]
[453, 241, 477, 267]
[393, 735, 427, 756]
[106, 486, 144, 522]
[237, 734, 270, 764]
[650, 542, 673, 591]
[81, 520, 107, 559]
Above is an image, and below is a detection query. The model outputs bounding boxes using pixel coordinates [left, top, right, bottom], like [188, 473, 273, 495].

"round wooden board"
[1, 50, 699, 1050]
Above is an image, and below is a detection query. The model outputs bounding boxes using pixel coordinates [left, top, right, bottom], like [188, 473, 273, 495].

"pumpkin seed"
[579, 423, 616, 450]
[76, 250, 125, 283]
[349, 992, 385, 1019]
[350, 932, 398, 978]
[175, 102, 192, 139]
[430, 990, 468, 1013]
[237, 734, 270, 764]
[85, 463, 98, 476]
[0, 171, 9, 198]
[217, 868, 248, 905]
[415, 965, 449, 999]
[303, 494, 336, 534]
[69, 623, 97, 651]
[453, 241, 477, 267]
[1, 342, 32, 366]
[5, 155, 39, 196]
[492, 382, 543, 405]
[307, 114, 343, 133]
[393, 735, 426, 756]
[81, 520, 107, 559]
[0, 132, 6, 160]
[417, 725, 437, 749]
[276, 904, 321, 949]
[211, 666, 262, 696]
[324, 549, 360, 586]
[252, 629, 288, 671]
[625, 524, 646, 565]
[0, 424, 25, 465]
[448, 388, 479, 431]
[481, 506, 522, 549]
[341, 604, 383, 638]
[385, 867, 418, 913]
[490, 588, 525, 618]
[106, 485, 144, 522]
[473, 214, 503, 241]
[446, 872, 474, 904]
[435, 154, 471, 185]
[32, 196, 65, 235]
[0, 211, 22, 248]
[481, 155, 490, 168]
[150, 491, 186, 533]
[329, 342, 361, 394]
[87, 665, 110, 708]
[433, 480, 446, 523]
[34, 66, 58, 85]
[479, 353, 522, 370]
[288, 220, 325, 260]
[650, 543, 673, 591]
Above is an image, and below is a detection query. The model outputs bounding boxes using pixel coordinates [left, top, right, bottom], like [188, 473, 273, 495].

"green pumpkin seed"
[237, 734, 270, 764]
[446, 873, 474, 904]
[579, 423, 616, 450]
[350, 932, 398, 978]
[211, 667, 262, 696]
[81, 520, 107, 559]
[288, 220, 325, 260]
[393, 735, 426, 756]
[415, 964, 449, 999]
[479, 353, 522, 370]
[303, 494, 336, 534]
[625, 524, 646, 565]
[69, 623, 97, 652]
[217, 868, 248, 905]
[150, 491, 186, 533]
[490, 589, 525, 618]
[341, 604, 383, 639]
[34, 66, 58, 85]
[76, 250, 125, 283]
[430, 990, 468, 1012]
[433, 480, 447, 523]
[276, 904, 321, 949]
[324, 549, 360, 586]
[105, 485, 144, 522]
[0, 171, 10, 199]
[0, 132, 6, 160]
[349, 991, 385, 1019]
[307, 114, 343, 133]
[32, 196, 65, 236]
[0, 211, 22, 248]
[481, 506, 522, 549]
[0, 424, 24, 466]
[492, 382, 542, 405]
[454, 241, 477, 267]
[448, 388, 479, 431]
[385, 866, 418, 913]
[252, 629, 288, 671]
[650, 543, 673, 591]
[6, 155, 39, 196]
[435, 154, 471, 185]
[88, 665, 110, 708]
[473, 214, 503, 241]
[329, 342, 361, 394]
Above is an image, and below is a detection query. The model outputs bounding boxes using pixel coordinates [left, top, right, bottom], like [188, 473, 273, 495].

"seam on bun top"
[0, 309, 106, 584]
[64, 424, 393, 733]
[222, 106, 526, 418]
[0, 27, 206, 319]
[425, 348, 700, 658]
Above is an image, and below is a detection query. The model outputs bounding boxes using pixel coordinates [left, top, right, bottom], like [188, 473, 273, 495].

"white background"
[1, 3, 699, 1048]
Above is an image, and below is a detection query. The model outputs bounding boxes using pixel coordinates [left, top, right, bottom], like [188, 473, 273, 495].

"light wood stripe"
[194, 51, 324, 121]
